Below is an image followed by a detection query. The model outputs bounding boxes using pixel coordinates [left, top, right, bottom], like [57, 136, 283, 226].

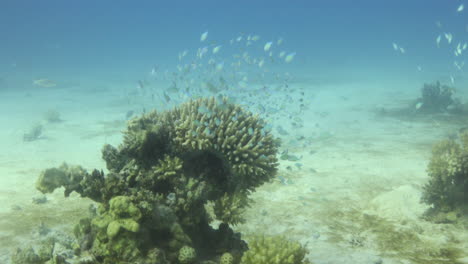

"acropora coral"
[240, 235, 310, 264]
[25, 97, 292, 264]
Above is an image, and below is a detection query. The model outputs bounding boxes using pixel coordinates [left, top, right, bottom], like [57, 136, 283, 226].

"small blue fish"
[203, 127, 212, 136]
[276, 125, 289, 136]
[163, 92, 171, 102]
[287, 155, 302, 162]
[218, 103, 230, 112]
[257, 104, 266, 113]
[264, 124, 273, 132]
[198, 106, 211, 114]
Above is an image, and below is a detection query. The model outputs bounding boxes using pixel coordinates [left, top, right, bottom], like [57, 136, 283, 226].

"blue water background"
[0, 0, 466, 88]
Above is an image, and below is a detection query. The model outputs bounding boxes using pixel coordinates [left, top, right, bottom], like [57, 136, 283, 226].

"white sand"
[0, 78, 467, 264]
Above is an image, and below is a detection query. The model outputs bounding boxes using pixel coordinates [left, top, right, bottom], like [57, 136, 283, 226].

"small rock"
[32, 195, 48, 204]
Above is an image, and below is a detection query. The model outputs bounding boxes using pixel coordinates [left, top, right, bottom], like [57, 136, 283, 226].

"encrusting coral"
[19, 97, 297, 264]
[422, 131, 468, 222]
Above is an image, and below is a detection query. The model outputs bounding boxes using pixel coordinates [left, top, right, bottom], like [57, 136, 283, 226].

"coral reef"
[213, 193, 251, 226]
[422, 131, 468, 222]
[378, 81, 468, 124]
[24, 97, 289, 264]
[11, 236, 76, 264]
[240, 235, 310, 264]
[413, 81, 459, 114]
[43, 109, 63, 123]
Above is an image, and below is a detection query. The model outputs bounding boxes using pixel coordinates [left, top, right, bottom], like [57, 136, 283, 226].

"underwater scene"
[1, 0, 468, 263]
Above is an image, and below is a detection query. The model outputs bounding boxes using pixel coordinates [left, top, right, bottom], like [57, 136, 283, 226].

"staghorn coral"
[30, 97, 281, 264]
[422, 131, 468, 222]
[113, 96, 279, 192]
[170, 97, 278, 191]
[240, 235, 311, 264]
[213, 192, 251, 225]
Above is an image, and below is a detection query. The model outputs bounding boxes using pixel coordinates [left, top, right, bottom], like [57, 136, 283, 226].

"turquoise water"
[1, 0, 465, 84]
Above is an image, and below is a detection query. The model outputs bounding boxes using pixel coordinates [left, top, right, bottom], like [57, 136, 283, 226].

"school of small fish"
[123, 3, 468, 178]
[393, 2, 468, 82]
[122, 30, 311, 177]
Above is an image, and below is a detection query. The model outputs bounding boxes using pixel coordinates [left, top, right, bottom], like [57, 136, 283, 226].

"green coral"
[213, 192, 251, 225]
[220, 252, 235, 264]
[11, 247, 42, 264]
[36, 167, 68, 194]
[422, 131, 468, 221]
[170, 97, 278, 191]
[11, 238, 61, 264]
[178, 246, 196, 264]
[109, 196, 142, 220]
[115, 97, 279, 192]
[240, 235, 310, 264]
[36, 162, 108, 202]
[36, 163, 89, 196]
[28, 97, 280, 264]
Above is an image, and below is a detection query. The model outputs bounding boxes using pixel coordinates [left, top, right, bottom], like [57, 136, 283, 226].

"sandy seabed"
[0, 78, 467, 264]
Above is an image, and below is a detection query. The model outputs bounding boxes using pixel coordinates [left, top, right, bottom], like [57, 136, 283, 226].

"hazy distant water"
[1, 2, 468, 263]
[1, 0, 467, 91]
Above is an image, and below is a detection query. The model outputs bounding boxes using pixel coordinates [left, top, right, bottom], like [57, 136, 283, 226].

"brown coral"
[33, 97, 278, 264]
[422, 132, 468, 219]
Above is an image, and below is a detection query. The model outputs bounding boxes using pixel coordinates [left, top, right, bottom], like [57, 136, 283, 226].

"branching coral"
[31, 97, 282, 264]
[240, 235, 311, 264]
[213, 192, 251, 225]
[422, 131, 468, 221]
[415, 81, 457, 113]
